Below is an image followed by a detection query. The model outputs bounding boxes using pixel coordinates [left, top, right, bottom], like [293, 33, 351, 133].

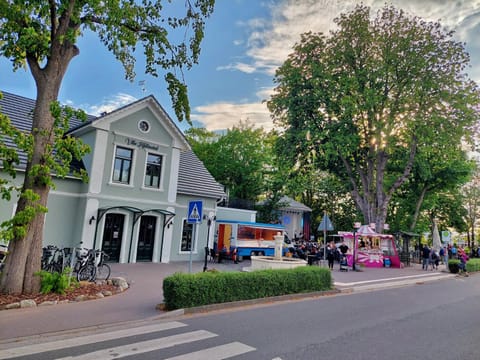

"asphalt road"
[2, 273, 479, 360]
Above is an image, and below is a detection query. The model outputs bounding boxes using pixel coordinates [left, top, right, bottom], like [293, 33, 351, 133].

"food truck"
[337, 225, 400, 268]
[215, 220, 287, 260]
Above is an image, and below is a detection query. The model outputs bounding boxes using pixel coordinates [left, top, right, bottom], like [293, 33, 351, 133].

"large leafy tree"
[268, 5, 479, 232]
[388, 146, 474, 233]
[0, 0, 214, 294]
[185, 121, 270, 203]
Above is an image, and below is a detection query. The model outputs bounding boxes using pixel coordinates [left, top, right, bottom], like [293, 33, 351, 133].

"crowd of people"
[286, 239, 349, 270]
[420, 243, 470, 275]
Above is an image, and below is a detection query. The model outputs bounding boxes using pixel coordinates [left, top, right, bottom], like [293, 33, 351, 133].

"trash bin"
[384, 258, 391, 268]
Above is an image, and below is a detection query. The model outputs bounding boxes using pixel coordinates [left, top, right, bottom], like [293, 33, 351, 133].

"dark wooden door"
[102, 213, 125, 262]
[137, 215, 157, 261]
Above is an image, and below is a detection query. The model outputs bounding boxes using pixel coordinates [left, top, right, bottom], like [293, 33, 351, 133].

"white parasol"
[356, 225, 379, 236]
[432, 221, 442, 251]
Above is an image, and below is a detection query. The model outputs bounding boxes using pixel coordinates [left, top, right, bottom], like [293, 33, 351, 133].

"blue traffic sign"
[318, 214, 334, 231]
[187, 200, 203, 224]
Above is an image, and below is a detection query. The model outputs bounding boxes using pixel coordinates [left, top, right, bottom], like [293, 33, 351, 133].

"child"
[458, 252, 469, 276]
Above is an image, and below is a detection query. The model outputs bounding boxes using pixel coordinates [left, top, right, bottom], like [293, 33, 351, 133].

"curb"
[337, 273, 455, 293]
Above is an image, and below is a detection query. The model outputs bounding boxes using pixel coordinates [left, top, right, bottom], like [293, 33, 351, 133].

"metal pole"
[323, 229, 327, 261]
[323, 211, 327, 261]
[352, 228, 357, 271]
[203, 218, 211, 272]
[188, 223, 195, 273]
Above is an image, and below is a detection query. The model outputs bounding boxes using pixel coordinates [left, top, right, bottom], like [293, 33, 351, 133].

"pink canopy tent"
[337, 225, 400, 268]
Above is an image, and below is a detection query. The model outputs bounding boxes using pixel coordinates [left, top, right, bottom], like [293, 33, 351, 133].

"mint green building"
[0, 92, 226, 263]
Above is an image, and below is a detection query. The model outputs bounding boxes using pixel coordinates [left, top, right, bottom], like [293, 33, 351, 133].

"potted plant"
[448, 259, 460, 273]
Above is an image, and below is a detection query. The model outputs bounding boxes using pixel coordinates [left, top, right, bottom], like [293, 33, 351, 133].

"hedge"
[163, 266, 332, 310]
[448, 258, 480, 273]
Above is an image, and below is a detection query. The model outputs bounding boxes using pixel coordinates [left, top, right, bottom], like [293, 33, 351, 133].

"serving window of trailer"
[381, 237, 395, 256]
[237, 225, 278, 241]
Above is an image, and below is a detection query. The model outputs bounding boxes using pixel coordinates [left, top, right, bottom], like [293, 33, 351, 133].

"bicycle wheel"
[77, 263, 96, 282]
[96, 263, 111, 281]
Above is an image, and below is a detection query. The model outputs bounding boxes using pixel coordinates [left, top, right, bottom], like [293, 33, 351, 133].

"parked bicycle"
[72, 247, 97, 282]
[41, 245, 66, 273]
[94, 249, 111, 281]
[41, 244, 110, 282]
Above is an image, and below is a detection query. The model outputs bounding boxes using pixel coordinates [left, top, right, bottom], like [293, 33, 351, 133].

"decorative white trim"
[168, 148, 180, 203]
[160, 206, 175, 263]
[97, 209, 130, 264]
[79, 198, 99, 249]
[138, 120, 151, 134]
[90, 130, 108, 193]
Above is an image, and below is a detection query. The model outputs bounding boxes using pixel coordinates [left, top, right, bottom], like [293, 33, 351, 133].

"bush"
[35, 267, 77, 294]
[448, 258, 480, 273]
[448, 259, 460, 273]
[466, 258, 480, 272]
[163, 266, 332, 310]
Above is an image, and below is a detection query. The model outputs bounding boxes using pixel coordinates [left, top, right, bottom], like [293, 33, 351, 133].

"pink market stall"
[338, 225, 400, 268]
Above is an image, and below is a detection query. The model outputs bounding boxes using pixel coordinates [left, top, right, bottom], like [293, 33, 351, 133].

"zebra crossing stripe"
[0, 321, 187, 360]
[55, 330, 218, 360]
[164, 341, 256, 360]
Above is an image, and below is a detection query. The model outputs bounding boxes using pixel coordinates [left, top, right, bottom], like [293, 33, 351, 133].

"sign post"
[187, 200, 203, 273]
[318, 211, 334, 261]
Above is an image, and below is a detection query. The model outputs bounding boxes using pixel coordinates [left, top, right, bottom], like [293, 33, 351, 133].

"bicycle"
[72, 247, 96, 282]
[95, 250, 111, 281]
[41, 245, 65, 273]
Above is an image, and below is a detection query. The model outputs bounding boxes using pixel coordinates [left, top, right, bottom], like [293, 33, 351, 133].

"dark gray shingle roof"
[0, 90, 226, 200]
[178, 150, 226, 200]
[0, 91, 91, 171]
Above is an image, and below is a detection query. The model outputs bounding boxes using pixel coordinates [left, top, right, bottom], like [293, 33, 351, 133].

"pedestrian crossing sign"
[187, 200, 203, 224]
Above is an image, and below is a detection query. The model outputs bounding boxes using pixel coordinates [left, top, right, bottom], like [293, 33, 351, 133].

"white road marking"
[165, 341, 256, 360]
[55, 330, 218, 359]
[334, 272, 452, 286]
[0, 321, 187, 359]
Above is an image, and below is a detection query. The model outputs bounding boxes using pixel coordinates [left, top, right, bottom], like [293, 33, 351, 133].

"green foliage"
[185, 121, 272, 201]
[466, 258, 480, 273]
[0, 0, 215, 123]
[448, 258, 480, 273]
[0, 98, 91, 243]
[163, 266, 332, 310]
[35, 267, 77, 295]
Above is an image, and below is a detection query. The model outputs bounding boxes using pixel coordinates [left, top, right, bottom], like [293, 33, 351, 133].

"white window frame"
[179, 218, 197, 254]
[109, 144, 136, 187]
[142, 151, 165, 191]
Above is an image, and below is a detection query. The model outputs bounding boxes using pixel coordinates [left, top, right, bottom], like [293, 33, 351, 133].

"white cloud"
[197, 0, 480, 131]
[83, 93, 138, 116]
[216, 62, 257, 73]
[191, 100, 273, 132]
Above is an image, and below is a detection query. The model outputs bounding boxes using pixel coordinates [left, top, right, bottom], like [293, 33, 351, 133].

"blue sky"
[2, 0, 480, 133]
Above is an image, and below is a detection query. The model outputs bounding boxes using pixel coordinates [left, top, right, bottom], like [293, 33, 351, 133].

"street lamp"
[352, 222, 361, 271]
[203, 214, 216, 272]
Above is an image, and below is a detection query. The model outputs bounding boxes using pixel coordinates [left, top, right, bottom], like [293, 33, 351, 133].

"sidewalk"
[0, 260, 453, 341]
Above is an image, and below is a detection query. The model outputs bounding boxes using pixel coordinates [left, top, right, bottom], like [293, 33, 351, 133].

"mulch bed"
[0, 282, 119, 306]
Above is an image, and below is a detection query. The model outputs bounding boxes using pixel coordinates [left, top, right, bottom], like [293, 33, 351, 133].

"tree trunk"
[0, 31, 78, 294]
[409, 187, 428, 232]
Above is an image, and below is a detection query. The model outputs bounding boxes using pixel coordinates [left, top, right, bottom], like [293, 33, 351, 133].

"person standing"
[327, 242, 336, 270]
[451, 244, 457, 259]
[422, 244, 430, 270]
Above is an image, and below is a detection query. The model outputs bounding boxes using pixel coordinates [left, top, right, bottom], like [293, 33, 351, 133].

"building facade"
[0, 92, 226, 263]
